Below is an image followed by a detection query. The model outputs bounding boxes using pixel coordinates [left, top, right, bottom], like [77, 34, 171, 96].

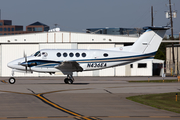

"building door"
[153, 63, 163, 76]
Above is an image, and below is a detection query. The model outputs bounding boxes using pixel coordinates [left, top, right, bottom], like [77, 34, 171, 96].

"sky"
[0, 0, 180, 34]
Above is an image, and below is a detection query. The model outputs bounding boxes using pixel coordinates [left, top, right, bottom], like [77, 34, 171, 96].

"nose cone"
[7, 56, 34, 70]
[7, 58, 23, 69]
[7, 61, 15, 68]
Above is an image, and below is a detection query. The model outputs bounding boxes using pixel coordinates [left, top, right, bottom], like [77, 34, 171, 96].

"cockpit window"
[34, 51, 41, 57]
[38, 53, 41, 57]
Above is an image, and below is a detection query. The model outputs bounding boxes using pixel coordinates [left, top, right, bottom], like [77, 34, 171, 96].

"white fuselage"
[7, 49, 155, 73]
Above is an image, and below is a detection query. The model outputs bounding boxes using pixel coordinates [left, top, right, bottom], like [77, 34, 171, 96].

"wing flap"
[54, 61, 83, 73]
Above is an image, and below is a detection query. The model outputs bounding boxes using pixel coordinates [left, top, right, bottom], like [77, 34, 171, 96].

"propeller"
[20, 51, 28, 73]
[24, 51, 28, 72]
[20, 51, 37, 73]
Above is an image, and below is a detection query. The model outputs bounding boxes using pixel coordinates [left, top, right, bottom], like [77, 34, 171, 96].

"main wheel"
[64, 78, 73, 84]
[9, 77, 16, 84]
[64, 78, 69, 84]
[67, 79, 73, 84]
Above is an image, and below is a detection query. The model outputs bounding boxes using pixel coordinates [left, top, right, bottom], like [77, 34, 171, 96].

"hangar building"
[0, 30, 164, 77]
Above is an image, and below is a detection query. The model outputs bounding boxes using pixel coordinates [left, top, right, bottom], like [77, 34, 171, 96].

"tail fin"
[130, 26, 169, 54]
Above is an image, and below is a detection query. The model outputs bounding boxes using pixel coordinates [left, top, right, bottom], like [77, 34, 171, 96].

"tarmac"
[0, 76, 180, 120]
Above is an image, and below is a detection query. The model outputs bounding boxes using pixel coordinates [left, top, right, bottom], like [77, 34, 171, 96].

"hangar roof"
[28, 21, 48, 26]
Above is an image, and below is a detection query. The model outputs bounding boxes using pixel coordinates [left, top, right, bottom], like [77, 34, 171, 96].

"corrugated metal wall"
[166, 47, 180, 75]
[2, 44, 39, 77]
[0, 31, 137, 43]
[0, 45, 2, 76]
[166, 47, 171, 74]
[39, 43, 76, 49]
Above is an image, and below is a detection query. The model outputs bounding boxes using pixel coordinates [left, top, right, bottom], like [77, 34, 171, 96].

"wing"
[54, 61, 83, 74]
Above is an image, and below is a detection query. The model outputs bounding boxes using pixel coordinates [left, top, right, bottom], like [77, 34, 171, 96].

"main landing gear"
[64, 74, 74, 84]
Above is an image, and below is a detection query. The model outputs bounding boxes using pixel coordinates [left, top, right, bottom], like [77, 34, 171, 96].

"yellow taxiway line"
[0, 116, 180, 119]
[0, 89, 100, 120]
[1, 89, 179, 120]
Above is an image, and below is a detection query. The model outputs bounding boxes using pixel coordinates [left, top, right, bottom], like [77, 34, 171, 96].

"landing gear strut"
[64, 74, 74, 84]
[9, 70, 16, 84]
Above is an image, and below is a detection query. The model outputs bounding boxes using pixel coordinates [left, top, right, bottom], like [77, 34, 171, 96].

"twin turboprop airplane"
[7, 26, 169, 84]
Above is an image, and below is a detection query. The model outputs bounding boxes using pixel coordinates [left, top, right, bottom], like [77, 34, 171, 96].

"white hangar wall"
[1, 44, 39, 77]
[0, 31, 157, 77]
[0, 31, 137, 43]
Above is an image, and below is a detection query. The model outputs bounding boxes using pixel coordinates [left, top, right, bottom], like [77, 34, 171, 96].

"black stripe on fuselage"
[27, 52, 156, 67]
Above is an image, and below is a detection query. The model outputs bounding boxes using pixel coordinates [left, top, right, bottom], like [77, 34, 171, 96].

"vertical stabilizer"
[130, 26, 169, 54]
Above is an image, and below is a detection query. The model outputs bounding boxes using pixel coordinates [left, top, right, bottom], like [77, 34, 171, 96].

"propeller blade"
[25, 66, 27, 73]
[23, 51, 28, 73]
[24, 51, 27, 63]
[22, 51, 33, 73]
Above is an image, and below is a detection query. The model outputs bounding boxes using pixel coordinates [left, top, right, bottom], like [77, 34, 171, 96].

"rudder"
[130, 26, 169, 54]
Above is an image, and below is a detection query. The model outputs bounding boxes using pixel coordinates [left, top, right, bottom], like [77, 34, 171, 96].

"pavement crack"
[104, 89, 112, 94]
[27, 88, 36, 94]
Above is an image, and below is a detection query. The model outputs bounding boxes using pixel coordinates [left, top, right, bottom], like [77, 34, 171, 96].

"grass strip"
[127, 92, 180, 113]
[128, 79, 179, 83]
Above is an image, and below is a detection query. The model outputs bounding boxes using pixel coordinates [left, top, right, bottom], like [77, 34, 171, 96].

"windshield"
[34, 51, 41, 57]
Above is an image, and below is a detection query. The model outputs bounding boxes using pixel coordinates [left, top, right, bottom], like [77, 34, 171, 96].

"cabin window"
[63, 53, 67, 57]
[42, 52, 48, 57]
[76, 53, 80, 57]
[69, 53, 74, 57]
[103, 53, 108, 57]
[57, 52, 61, 57]
[138, 63, 147, 68]
[82, 53, 86, 57]
[130, 64, 133, 68]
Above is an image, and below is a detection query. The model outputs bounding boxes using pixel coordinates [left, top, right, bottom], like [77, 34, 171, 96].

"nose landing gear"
[64, 74, 74, 84]
[9, 70, 16, 84]
[9, 77, 16, 84]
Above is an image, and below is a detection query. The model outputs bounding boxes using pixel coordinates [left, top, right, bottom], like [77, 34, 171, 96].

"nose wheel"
[9, 77, 16, 84]
[9, 70, 16, 84]
[64, 74, 74, 84]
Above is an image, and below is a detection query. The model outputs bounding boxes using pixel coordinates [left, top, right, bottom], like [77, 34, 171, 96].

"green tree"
[155, 35, 179, 60]
[155, 43, 168, 60]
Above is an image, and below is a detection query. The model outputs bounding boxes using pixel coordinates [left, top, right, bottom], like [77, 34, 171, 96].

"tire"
[67, 79, 73, 84]
[9, 77, 16, 84]
[64, 78, 69, 84]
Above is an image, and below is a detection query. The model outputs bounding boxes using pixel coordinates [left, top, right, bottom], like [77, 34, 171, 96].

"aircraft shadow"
[72, 83, 89, 85]
[25, 83, 89, 85]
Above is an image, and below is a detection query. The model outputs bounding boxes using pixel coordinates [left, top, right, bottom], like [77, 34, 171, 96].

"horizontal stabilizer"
[143, 26, 170, 30]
